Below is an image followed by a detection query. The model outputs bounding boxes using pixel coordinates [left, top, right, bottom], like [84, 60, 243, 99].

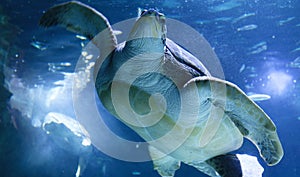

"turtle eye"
[141, 9, 147, 16]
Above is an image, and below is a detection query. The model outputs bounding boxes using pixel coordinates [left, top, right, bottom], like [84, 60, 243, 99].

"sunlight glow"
[265, 71, 292, 95]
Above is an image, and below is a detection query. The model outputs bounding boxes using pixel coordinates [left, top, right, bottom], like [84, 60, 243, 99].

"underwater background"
[0, 0, 299, 176]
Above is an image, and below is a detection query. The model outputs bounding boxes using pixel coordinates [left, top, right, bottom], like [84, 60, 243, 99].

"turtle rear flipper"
[189, 154, 264, 177]
[188, 154, 242, 177]
[206, 154, 242, 177]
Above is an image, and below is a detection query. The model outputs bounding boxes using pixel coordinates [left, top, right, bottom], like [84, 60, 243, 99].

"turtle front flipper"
[187, 76, 283, 166]
[39, 1, 117, 79]
[148, 145, 181, 177]
[222, 81, 284, 166]
[39, 1, 117, 52]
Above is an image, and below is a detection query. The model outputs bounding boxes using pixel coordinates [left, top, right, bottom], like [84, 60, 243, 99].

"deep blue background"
[0, 0, 299, 177]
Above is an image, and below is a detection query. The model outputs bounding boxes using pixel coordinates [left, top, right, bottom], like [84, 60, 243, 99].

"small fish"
[48, 62, 72, 72]
[289, 57, 300, 68]
[248, 93, 271, 101]
[80, 42, 85, 47]
[239, 64, 246, 73]
[132, 171, 141, 175]
[237, 24, 258, 31]
[248, 45, 267, 55]
[75, 34, 87, 40]
[248, 41, 267, 55]
[209, 0, 242, 12]
[278, 17, 295, 26]
[214, 17, 233, 22]
[232, 12, 256, 24]
[30, 41, 47, 50]
[250, 41, 267, 50]
[48, 62, 72, 67]
[291, 47, 300, 53]
[59, 62, 72, 67]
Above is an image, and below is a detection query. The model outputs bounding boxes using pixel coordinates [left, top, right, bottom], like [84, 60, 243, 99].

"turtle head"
[127, 9, 166, 45]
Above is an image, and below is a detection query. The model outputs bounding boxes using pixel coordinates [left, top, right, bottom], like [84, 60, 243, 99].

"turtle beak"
[128, 9, 166, 44]
[140, 9, 166, 44]
[139, 9, 166, 27]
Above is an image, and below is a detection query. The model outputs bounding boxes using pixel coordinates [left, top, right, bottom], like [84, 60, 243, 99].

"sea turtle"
[43, 112, 92, 177]
[39, 1, 283, 177]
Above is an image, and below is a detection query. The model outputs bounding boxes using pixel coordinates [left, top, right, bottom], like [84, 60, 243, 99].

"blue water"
[0, 0, 299, 177]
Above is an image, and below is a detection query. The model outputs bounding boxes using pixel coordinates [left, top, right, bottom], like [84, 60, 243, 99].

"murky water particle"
[86, 62, 95, 70]
[86, 54, 93, 60]
[248, 73, 258, 78]
[81, 51, 88, 57]
[246, 66, 256, 72]
[31, 118, 41, 127]
[245, 84, 254, 89]
[112, 30, 122, 35]
[84, 69, 90, 74]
